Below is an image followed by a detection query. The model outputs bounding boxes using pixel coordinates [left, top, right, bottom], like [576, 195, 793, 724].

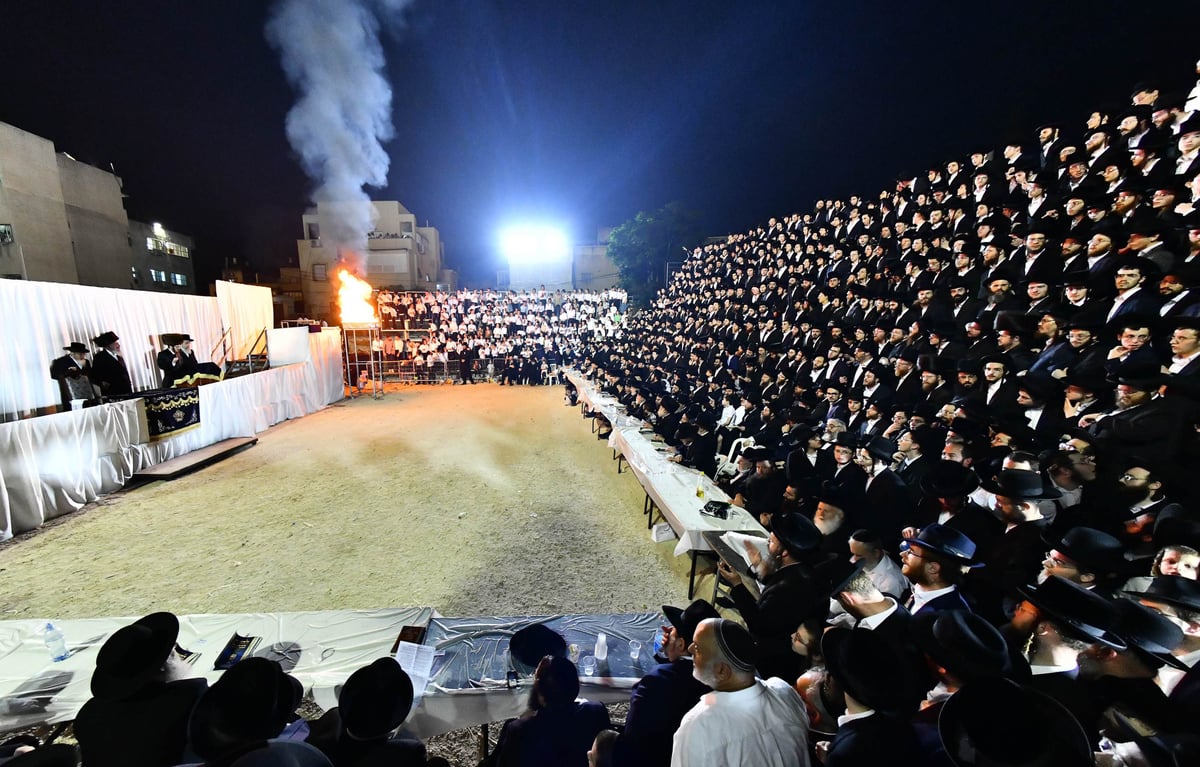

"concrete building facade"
[0, 120, 195, 294]
[295, 200, 454, 323]
[129, 220, 196, 294]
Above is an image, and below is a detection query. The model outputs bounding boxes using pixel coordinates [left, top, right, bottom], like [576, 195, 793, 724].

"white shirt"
[864, 556, 908, 599]
[672, 677, 811, 767]
[1169, 349, 1200, 374]
[908, 584, 959, 614]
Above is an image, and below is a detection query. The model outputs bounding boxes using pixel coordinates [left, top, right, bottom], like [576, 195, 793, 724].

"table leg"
[616, 454, 625, 474]
[688, 551, 699, 599]
[479, 722, 489, 761]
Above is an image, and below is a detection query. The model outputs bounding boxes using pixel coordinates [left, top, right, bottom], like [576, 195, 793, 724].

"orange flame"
[336, 267, 378, 325]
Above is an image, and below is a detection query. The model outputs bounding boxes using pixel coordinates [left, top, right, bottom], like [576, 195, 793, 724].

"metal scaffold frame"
[342, 323, 384, 399]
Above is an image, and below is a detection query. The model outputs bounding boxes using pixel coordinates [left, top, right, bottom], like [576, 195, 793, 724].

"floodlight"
[499, 225, 570, 265]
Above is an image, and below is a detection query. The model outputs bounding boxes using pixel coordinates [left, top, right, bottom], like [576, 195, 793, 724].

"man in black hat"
[156, 333, 199, 389]
[1082, 362, 1186, 466]
[308, 657, 425, 766]
[1123, 576, 1200, 706]
[1075, 599, 1188, 739]
[719, 512, 827, 682]
[617, 600, 719, 767]
[815, 626, 930, 767]
[909, 610, 1016, 722]
[900, 524, 978, 616]
[937, 677, 1094, 767]
[74, 612, 208, 767]
[968, 469, 1060, 625]
[48, 341, 97, 410]
[89, 330, 133, 398]
[909, 460, 1002, 554]
[1019, 575, 1127, 745]
[852, 436, 911, 551]
[731, 446, 786, 525]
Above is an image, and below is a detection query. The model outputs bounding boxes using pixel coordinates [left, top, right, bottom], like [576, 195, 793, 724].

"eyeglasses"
[1044, 552, 1077, 569]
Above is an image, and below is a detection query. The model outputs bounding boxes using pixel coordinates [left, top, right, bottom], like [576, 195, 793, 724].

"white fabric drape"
[215, 280, 273, 359]
[0, 280, 225, 418]
[0, 329, 344, 540]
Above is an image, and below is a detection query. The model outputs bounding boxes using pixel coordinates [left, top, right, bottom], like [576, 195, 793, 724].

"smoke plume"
[266, 0, 407, 258]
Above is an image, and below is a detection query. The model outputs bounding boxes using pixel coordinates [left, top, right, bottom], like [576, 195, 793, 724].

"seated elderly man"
[671, 619, 810, 767]
[73, 612, 208, 767]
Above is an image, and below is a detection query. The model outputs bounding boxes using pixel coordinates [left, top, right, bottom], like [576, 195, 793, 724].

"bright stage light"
[499, 225, 570, 264]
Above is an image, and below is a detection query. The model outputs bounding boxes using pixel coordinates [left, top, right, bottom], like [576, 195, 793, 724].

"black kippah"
[713, 619, 757, 673]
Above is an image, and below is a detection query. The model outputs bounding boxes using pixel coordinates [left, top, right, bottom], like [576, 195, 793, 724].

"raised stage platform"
[0, 327, 344, 540]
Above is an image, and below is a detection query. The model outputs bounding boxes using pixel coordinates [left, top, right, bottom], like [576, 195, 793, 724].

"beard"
[692, 661, 719, 688]
[814, 516, 843, 537]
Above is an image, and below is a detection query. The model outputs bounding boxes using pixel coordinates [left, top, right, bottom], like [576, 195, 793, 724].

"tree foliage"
[606, 201, 703, 308]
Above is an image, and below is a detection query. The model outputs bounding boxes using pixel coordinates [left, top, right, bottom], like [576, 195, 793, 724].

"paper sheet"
[395, 641, 437, 700]
[720, 531, 770, 569]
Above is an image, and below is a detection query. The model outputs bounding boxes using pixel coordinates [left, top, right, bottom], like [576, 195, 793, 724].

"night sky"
[5, 1, 1199, 288]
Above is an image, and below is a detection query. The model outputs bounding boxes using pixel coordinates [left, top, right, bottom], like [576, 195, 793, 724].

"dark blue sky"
[4, 1, 1199, 287]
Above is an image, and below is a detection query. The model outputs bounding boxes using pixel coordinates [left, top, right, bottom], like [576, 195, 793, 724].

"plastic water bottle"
[595, 632, 608, 662]
[44, 623, 68, 662]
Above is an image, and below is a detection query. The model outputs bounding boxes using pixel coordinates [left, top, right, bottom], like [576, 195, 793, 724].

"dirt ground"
[0, 381, 698, 764]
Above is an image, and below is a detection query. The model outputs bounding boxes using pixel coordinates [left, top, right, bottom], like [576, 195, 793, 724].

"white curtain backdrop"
[215, 280, 273, 359]
[0, 280, 225, 418]
[0, 328, 344, 540]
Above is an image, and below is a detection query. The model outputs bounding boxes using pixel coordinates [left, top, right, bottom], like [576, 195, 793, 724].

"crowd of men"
[371, 288, 625, 383]
[13, 57, 1200, 767]
[573, 65, 1200, 766]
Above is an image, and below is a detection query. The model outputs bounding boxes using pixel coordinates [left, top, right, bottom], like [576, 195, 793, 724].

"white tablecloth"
[565, 370, 766, 556]
[0, 608, 433, 735]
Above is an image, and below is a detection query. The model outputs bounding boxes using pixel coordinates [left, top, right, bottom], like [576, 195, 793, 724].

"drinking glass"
[580, 655, 597, 676]
[629, 639, 642, 661]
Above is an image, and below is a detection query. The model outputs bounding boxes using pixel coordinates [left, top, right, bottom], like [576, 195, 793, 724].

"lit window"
[150, 269, 167, 283]
[170, 273, 188, 286]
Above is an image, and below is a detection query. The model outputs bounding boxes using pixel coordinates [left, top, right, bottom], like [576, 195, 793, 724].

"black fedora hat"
[980, 469, 1061, 500]
[903, 524, 980, 566]
[938, 678, 1093, 767]
[189, 657, 299, 760]
[821, 626, 929, 715]
[771, 511, 822, 555]
[509, 623, 567, 674]
[1018, 576, 1126, 649]
[1041, 526, 1127, 577]
[910, 610, 1013, 683]
[1124, 575, 1200, 613]
[858, 435, 897, 462]
[662, 599, 720, 646]
[920, 461, 981, 498]
[1110, 599, 1187, 671]
[62, 342, 89, 354]
[91, 331, 119, 348]
[339, 657, 416, 740]
[90, 612, 180, 700]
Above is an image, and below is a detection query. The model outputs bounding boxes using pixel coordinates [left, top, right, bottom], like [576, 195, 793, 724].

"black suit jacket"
[74, 678, 208, 767]
[616, 659, 709, 767]
[826, 713, 925, 767]
[90, 350, 133, 397]
[730, 562, 827, 682]
[49, 353, 93, 409]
